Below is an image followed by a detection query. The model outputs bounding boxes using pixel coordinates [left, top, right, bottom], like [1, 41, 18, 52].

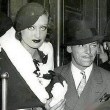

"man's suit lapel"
[75, 73, 93, 110]
[75, 64, 105, 110]
[91, 64, 104, 99]
[87, 65, 107, 109]
[63, 63, 79, 110]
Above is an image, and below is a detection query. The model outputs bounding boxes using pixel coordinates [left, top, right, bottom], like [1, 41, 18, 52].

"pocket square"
[99, 93, 110, 102]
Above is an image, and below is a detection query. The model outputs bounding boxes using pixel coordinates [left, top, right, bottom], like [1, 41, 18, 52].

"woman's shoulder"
[39, 42, 53, 50]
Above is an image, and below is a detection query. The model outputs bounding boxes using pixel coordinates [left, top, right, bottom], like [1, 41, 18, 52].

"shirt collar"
[71, 62, 93, 89]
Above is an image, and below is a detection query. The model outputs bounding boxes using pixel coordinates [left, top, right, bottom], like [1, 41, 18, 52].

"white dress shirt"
[71, 62, 93, 89]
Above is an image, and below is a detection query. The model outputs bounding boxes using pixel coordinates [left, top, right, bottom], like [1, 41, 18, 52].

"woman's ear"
[67, 46, 72, 53]
[103, 42, 108, 50]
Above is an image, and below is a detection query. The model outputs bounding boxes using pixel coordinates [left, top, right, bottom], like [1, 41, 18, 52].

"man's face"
[106, 42, 110, 51]
[68, 42, 98, 70]
[105, 41, 110, 57]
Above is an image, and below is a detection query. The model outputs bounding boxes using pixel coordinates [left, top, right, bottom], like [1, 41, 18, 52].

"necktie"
[77, 71, 86, 96]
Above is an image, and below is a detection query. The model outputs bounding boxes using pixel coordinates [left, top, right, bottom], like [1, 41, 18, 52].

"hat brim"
[64, 35, 104, 46]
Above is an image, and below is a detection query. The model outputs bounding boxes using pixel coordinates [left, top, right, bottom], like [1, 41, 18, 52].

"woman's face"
[21, 14, 48, 49]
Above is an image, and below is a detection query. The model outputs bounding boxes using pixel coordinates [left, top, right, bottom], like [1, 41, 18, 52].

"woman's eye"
[28, 26, 35, 31]
[40, 26, 47, 31]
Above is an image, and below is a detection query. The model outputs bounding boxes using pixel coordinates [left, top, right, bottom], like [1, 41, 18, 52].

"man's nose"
[85, 45, 91, 54]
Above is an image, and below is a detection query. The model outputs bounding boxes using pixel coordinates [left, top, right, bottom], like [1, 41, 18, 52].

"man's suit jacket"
[94, 100, 110, 110]
[55, 63, 110, 110]
[0, 49, 45, 110]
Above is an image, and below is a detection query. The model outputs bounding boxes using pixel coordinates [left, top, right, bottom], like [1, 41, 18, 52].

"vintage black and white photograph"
[0, 0, 110, 110]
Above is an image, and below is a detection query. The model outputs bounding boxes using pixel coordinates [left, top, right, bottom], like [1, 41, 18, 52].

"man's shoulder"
[55, 63, 70, 70]
[98, 66, 110, 75]
[94, 63, 109, 73]
[54, 63, 71, 75]
[95, 65, 110, 82]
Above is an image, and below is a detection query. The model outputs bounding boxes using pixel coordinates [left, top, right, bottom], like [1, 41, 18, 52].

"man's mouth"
[32, 39, 41, 43]
[83, 55, 93, 60]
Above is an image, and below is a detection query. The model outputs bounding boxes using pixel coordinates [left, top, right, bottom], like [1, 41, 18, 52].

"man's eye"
[28, 26, 35, 31]
[40, 26, 47, 31]
[79, 45, 84, 47]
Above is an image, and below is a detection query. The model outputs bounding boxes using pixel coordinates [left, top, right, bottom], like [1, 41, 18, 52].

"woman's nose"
[35, 29, 40, 38]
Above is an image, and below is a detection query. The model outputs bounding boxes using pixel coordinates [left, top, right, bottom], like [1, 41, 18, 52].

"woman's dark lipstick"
[32, 39, 41, 43]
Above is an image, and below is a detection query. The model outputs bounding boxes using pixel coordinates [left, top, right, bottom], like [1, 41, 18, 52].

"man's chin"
[81, 61, 93, 67]
[83, 63, 92, 67]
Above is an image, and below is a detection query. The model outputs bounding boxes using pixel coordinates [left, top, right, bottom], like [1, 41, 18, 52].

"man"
[100, 19, 110, 71]
[55, 19, 110, 110]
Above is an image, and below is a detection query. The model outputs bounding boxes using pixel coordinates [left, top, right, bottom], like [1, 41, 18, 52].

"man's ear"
[103, 42, 108, 50]
[67, 46, 72, 53]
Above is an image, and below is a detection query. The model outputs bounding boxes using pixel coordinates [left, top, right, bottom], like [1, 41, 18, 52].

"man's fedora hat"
[64, 19, 103, 46]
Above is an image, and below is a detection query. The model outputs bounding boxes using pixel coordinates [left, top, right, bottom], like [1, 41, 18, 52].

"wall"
[10, 0, 27, 21]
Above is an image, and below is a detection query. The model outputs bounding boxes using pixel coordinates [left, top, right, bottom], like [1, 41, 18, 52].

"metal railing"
[1, 72, 9, 110]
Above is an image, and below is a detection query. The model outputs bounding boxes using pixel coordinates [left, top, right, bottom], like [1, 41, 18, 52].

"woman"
[0, 3, 67, 110]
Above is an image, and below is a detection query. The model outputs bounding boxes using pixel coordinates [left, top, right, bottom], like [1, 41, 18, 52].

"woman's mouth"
[32, 39, 41, 43]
